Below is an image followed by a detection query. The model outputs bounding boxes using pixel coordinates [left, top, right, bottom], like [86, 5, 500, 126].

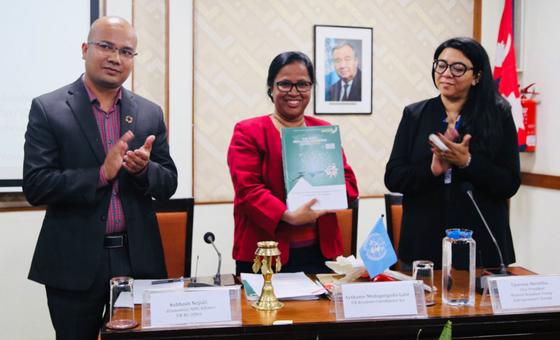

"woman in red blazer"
[227, 51, 358, 274]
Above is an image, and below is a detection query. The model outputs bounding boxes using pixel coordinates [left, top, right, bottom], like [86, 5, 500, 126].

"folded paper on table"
[240, 272, 326, 301]
[325, 255, 366, 283]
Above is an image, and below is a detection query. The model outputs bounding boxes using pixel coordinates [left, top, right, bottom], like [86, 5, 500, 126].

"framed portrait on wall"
[314, 25, 373, 115]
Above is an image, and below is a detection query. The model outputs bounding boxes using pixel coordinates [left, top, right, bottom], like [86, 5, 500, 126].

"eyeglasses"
[88, 41, 138, 59]
[433, 59, 474, 77]
[275, 81, 313, 93]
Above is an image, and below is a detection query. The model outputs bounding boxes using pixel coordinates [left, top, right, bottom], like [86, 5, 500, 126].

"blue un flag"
[359, 216, 398, 278]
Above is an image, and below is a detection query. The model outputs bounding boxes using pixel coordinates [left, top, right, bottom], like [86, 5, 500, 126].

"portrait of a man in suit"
[326, 42, 362, 102]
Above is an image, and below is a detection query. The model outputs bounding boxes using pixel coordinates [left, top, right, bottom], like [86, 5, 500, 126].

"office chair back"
[336, 199, 359, 257]
[384, 193, 403, 269]
[153, 198, 194, 278]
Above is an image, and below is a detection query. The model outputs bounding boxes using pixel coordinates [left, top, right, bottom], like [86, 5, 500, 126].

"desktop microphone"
[461, 182, 510, 291]
[188, 255, 212, 287]
[204, 232, 222, 285]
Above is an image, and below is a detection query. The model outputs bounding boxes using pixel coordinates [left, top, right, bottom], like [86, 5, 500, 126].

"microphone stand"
[464, 188, 511, 292]
[204, 232, 222, 286]
[210, 241, 222, 286]
[189, 255, 212, 287]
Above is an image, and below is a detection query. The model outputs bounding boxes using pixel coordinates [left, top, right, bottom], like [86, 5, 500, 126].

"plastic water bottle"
[442, 228, 476, 306]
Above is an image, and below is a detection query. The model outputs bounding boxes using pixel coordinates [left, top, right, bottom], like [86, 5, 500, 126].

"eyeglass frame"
[433, 59, 474, 77]
[275, 80, 313, 93]
[88, 41, 138, 59]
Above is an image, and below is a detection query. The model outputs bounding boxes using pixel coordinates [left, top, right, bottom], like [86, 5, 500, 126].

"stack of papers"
[241, 272, 326, 301]
[383, 270, 437, 292]
[133, 279, 185, 304]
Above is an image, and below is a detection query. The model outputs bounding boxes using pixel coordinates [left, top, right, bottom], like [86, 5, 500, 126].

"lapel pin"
[125, 115, 133, 124]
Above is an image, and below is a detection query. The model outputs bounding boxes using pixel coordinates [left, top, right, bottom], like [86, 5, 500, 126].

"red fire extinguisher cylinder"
[520, 83, 539, 152]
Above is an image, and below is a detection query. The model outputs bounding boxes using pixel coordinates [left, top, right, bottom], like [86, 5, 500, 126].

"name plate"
[334, 281, 427, 320]
[142, 286, 242, 328]
[488, 275, 560, 314]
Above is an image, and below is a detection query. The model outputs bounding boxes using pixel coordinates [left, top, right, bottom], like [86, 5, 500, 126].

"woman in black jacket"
[385, 37, 520, 269]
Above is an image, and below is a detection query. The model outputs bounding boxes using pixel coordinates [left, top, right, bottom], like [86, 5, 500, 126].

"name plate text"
[150, 289, 232, 327]
[490, 275, 560, 313]
[341, 281, 420, 319]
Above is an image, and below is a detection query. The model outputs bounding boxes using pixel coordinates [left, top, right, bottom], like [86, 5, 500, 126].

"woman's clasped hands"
[430, 129, 472, 176]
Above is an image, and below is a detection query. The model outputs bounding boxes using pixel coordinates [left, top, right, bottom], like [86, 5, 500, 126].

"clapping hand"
[431, 131, 472, 174]
[102, 131, 134, 180]
[123, 135, 155, 174]
[430, 128, 459, 176]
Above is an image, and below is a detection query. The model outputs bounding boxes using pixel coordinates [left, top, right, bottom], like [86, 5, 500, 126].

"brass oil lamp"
[252, 241, 283, 310]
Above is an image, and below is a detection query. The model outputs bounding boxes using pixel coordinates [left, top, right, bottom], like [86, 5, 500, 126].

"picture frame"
[314, 25, 373, 115]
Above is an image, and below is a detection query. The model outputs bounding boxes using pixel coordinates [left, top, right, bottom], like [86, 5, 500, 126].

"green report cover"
[281, 125, 347, 211]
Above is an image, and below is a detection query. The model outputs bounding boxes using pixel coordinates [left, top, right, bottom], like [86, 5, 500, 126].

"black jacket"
[384, 96, 520, 268]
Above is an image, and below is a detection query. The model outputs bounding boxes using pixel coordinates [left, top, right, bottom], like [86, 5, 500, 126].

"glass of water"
[106, 276, 138, 330]
[413, 260, 435, 306]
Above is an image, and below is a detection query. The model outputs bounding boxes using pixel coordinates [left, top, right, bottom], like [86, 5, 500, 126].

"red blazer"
[227, 115, 359, 264]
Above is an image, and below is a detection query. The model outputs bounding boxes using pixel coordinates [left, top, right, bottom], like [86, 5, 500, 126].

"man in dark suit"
[23, 16, 177, 340]
[326, 42, 362, 101]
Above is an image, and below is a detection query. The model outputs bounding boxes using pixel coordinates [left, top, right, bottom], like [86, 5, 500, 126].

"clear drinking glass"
[413, 260, 435, 306]
[106, 276, 138, 330]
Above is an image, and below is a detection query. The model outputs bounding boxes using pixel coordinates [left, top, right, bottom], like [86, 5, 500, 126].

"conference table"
[101, 267, 560, 339]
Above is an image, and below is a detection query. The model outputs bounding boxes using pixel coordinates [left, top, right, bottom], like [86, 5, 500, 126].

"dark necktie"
[342, 83, 349, 101]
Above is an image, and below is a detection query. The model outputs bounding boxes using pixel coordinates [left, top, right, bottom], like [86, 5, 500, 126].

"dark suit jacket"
[24, 77, 178, 291]
[384, 96, 520, 268]
[327, 69, 362, 101]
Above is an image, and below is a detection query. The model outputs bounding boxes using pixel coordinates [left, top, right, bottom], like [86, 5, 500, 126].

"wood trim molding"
[193, 180, 560, 205]
[521, 172, 560, 190]
[473, 0, 482, 42]
[0, 206, 43, 213]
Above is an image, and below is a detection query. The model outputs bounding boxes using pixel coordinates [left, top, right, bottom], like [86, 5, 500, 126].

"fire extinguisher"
[520, 83, 539, 152]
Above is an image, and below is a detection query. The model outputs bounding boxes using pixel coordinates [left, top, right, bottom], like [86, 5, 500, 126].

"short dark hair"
[432, 37, 508, 156]
[266, 51, 315, 101]
[332, 42, 357, 58]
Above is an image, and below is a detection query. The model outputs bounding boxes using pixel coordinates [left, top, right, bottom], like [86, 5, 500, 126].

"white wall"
[510, 186, 560, 274]
[0, 0, 89, 188]
[480, 0, 502, 66]
[0, 211, 53, 340]
[481, 0, 560, 274]
[516, 0, 560, 175]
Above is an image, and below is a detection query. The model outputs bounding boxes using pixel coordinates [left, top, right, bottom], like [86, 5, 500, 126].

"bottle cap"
[445, 228, 473, 239]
